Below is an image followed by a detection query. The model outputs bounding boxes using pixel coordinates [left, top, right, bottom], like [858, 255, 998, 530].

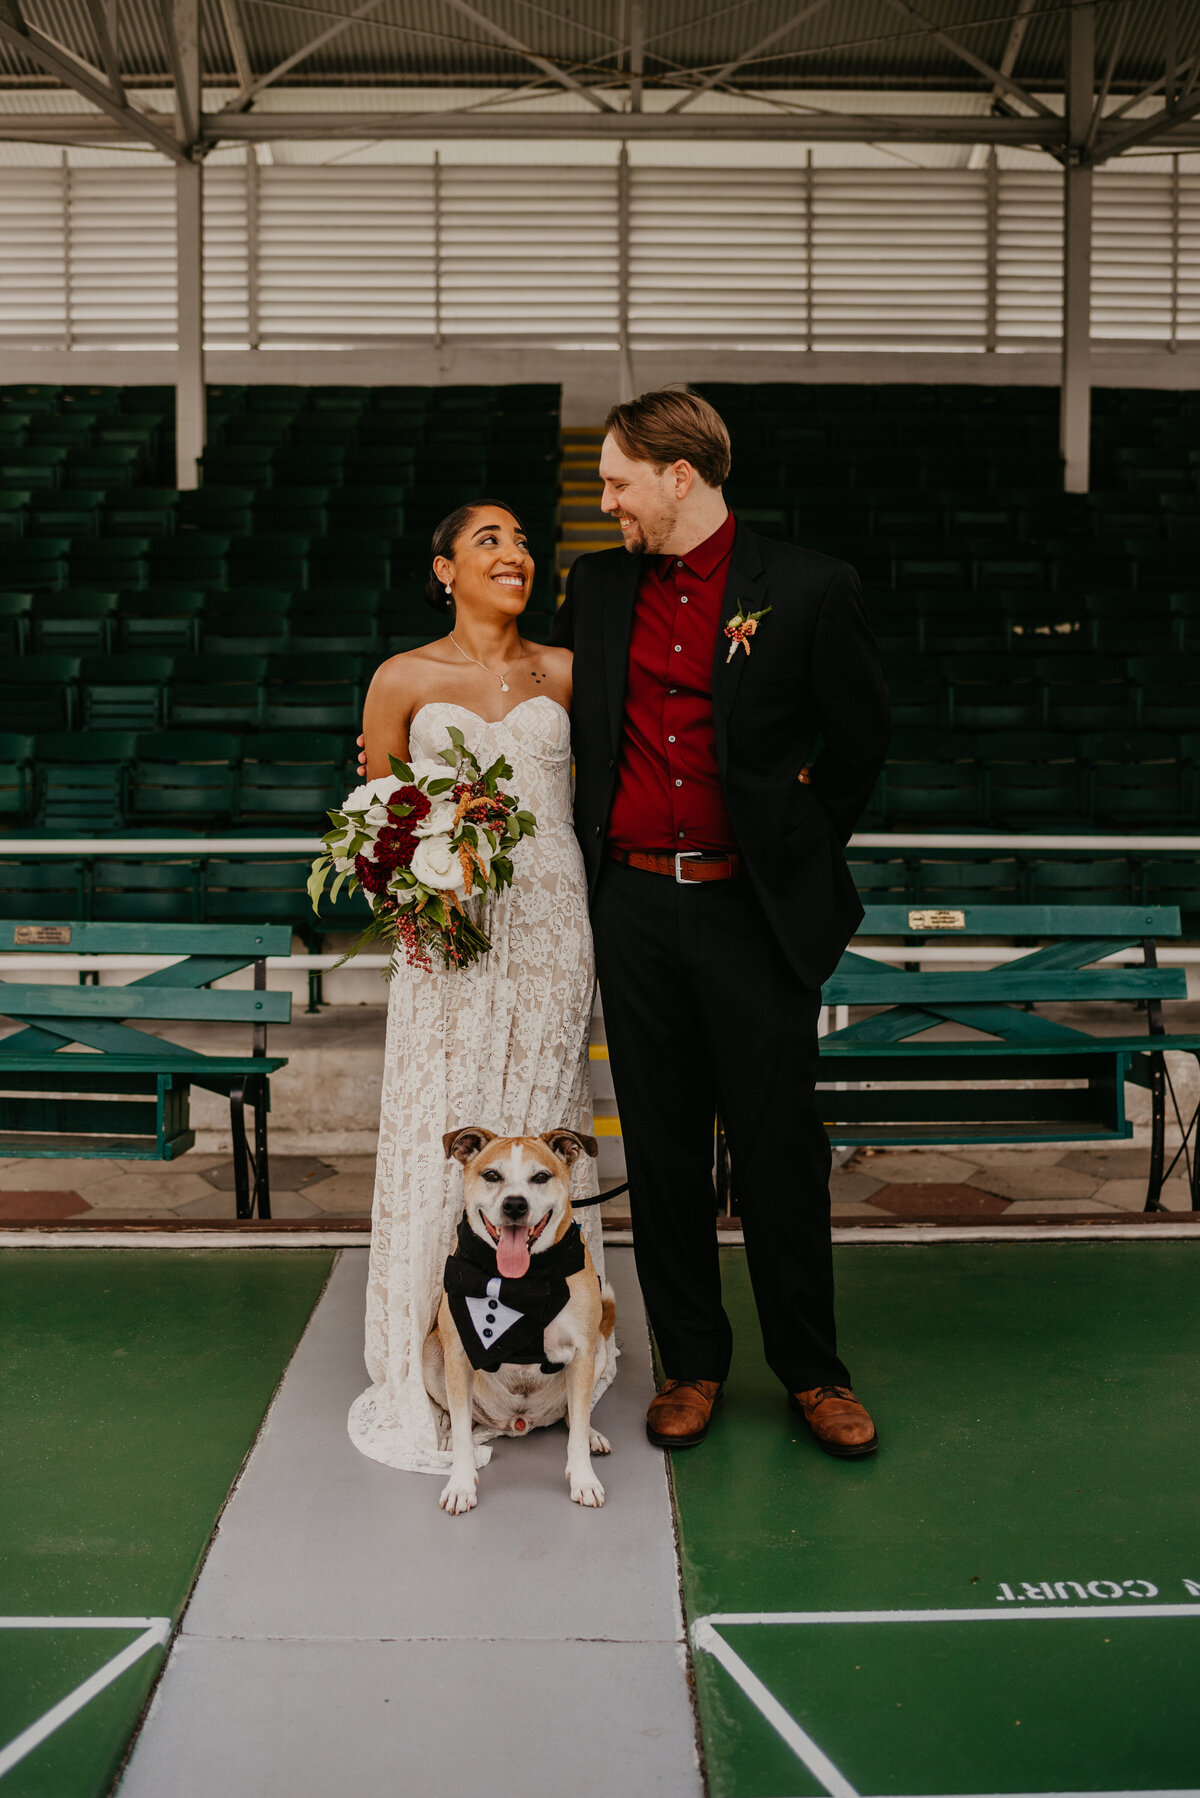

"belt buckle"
[674, 851, 702, 885]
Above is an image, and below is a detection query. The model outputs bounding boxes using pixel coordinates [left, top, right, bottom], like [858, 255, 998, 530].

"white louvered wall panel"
[0, 163, 1195, 353]
[995, 171, 1063, 345]
[629, 167, 807, 345]
[0, 167, 66, 346]
[1174, 173, 1200, 343]
[439, 165, 619, 342]
[256, 166, 436, 342]
[1092, 169, 1174, 342]
[68, 168, 176, 346]
[202, 166, 250, 346]
[811, 170, 988, 348]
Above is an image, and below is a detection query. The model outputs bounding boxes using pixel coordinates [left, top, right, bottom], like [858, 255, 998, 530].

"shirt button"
[680, 596, 688, 604]
[674, 779, 683, 788]
[669, 688, 678, 695]
[678, 830, 685, 840]
[668, 734, 676, 743]
[674, 645, 682, 653]
[676, 559, 683, 567]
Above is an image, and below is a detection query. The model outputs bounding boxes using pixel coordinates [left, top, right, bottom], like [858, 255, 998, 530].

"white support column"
[616, 142, 633, 403]
[172, 0, 204, 490]
[1060, 1, 1094, 494]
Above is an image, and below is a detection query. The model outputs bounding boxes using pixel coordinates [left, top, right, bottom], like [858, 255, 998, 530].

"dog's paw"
[568, 1466, 605, 1508]
[589, 1429, 612, 1455]
[438, 1475, 478, 1515]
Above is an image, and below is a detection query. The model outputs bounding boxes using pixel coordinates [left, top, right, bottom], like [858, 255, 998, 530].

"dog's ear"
[540, 1129, 599, 1166]
[444, 1125, 497, 1164]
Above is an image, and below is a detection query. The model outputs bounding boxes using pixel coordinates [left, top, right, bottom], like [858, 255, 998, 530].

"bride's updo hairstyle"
[424, 499, 528, 614]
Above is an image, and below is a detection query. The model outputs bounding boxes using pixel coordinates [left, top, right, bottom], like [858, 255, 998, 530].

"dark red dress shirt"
[607, 510, 738, 854]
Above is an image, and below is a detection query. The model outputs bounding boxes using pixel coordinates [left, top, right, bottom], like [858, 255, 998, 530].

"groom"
[553, 387, 890, 1456]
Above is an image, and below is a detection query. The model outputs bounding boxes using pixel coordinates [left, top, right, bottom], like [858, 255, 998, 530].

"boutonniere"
[723, 602, 771, 662]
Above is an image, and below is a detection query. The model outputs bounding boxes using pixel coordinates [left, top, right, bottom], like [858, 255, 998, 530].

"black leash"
[572, 1179, 629, 1209]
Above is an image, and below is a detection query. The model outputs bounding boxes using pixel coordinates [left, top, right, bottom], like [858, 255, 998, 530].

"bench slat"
[0, 1019, 200, 1058]
[0, 1054, 287, 1073]
[858, 904, 1181, 937]
[0, 985, 291, 1023]
[821, 969, 1184, 1005]
[3, 922, 292, 955]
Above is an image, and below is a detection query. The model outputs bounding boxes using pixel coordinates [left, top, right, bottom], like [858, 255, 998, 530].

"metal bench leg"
[253, 1074, 272, 1221]
[1146, 1051, 1166, 1213]
[230, 1078, 252, 1221]
[306, 967, 324, 1015]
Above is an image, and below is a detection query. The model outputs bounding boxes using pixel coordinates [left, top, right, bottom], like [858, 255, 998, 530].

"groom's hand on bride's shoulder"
[356, 733, 367, 777]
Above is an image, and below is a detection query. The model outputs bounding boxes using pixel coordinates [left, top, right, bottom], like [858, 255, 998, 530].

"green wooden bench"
[0, 921, 291, 1218]
[817, 904, 1200, 1212]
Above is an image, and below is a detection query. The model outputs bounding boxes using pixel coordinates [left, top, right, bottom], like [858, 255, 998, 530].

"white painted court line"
[0, 1616, 171, 1781]
[690, 1607, 1200, 1798]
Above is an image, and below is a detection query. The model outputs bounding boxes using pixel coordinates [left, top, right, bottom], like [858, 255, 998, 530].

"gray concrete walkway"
[118, 1247, 702, 1798]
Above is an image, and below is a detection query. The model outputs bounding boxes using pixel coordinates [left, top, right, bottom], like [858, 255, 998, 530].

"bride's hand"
[356, 733, 367, 777]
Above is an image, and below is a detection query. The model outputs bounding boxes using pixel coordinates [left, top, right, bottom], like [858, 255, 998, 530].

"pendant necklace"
[449, 633, 528, 695]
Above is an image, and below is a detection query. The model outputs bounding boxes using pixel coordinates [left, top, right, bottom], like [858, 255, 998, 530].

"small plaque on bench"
[906, 909, 965, 931]
[13, 925, 71, 946]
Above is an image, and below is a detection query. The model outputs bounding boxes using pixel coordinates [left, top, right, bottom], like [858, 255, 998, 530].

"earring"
[444, 583, 452, 596]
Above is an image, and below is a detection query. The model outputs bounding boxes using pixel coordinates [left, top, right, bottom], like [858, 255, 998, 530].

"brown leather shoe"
[790, 1385, 878, 1458]
[646, 1379, 724, 1449]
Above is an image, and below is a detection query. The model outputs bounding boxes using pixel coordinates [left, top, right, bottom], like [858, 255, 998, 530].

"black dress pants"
[592, 856, 851, 1394]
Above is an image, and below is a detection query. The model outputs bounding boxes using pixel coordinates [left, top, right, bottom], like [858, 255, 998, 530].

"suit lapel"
[602, 549, 643, 757]
[712, 523, 768, 773]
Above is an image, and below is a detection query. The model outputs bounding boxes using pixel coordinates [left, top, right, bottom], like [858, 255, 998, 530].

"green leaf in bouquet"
[388, 754, 415, 782]
[329, 867, 351, 906]
[388, 800, 414, 818]
[515, 810, 538, 834]
[306, 856, 331, 913]
[427, 777, 456, 796]
[459, 823, 478, 846]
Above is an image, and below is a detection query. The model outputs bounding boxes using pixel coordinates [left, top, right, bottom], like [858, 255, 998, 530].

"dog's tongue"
[497, 1225, 530, 1279]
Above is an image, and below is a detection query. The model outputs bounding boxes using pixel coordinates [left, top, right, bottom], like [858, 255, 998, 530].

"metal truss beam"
[158, 0, 199, 143]
[876, 0, 1055, 119]
[666, 0, 836, 115]
[83, 0, 124, 101]
[1088, 83, 1200, 162]
[0, 3, 181, 157]
[436, 0, 617, 112]
[218, 0, 391, 114]
[203, 109, 1062, 144]
[217, 0, 254, 94]
[967, 0, 1036, 168]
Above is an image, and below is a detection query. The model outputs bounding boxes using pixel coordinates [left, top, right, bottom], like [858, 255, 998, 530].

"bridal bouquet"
[308, 725, 538, 973]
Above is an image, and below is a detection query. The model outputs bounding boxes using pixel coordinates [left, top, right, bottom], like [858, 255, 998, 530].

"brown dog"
[423, 1126, 617, 1515]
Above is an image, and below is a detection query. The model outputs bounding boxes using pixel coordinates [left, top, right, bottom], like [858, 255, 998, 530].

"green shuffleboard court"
[0, 1250, 334, 1798]
[672, 1243, 1200, 1798]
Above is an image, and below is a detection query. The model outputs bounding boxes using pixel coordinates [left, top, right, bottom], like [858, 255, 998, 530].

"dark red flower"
[388, 785, 431, 823]
[374, 824, 418, 870]
[355, 852, 391, 894]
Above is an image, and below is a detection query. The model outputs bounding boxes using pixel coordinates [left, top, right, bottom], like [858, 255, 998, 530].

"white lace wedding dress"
[348, 694, 617, 1475]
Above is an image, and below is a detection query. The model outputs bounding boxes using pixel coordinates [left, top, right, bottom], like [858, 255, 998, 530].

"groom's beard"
[616, 503, 675, 557]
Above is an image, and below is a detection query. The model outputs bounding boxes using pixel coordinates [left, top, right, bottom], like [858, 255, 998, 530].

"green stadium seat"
[254, 486, 330, 535]
[1139, 854, 1200, 931]
[1130, 653, 1199, 728]
[263, 653, 363, 730]
[274, 445, 345, 485]
[80, 653, 174, 731]
[880, 729, 983, 826]
[881, 652, 945, 728]
[115, 588, 204, 654]
[230, 533, 309, 588]
[89, 858, 203, 923]
[330, 485, 406, 534]
[169, 654, 266, 729]
[0, 447, 67, 490]
[911, 591, 1005, 655]
[909, 856, 1024, 908]
[294, 583, 382, 615]
[29, 414, 96, 448]
[62, 385, 122, 414]
[0, 418, 30, 449]
[179, 485, 256, 534]
[236, 730, 349, 823]
[64, 445, 142, 490]
[0, 591, 31, 653]
[1084, 589, 1172, 655]
[244, 385, 308, 413]
[71, 536, 149, 592]
[0, 732, 34, 822]
[310, 532, 389, 585]
[221, 414, 294, 446]
[0, 384, 61, 412]
[104, 489, 179, 537]
[28, 488, 105, 538]
[131, 730, 241, 824]
[204, 857, 336, 926]
[1084, 731, 1185, 827]
[985, 731, 1084, 828]
[1028, 856, 1136, 907]
[0, 859, 86, 920]
[35, 729, 136, 830]
[7, 537, 69, 592]
[895, 556, 967, 593]
[29, 589, 118, 654]
[151, 532, 229, 589]
[945, 653, 1040, 730]
[0, 653, 80, 730]
[1168, 591, 1200, 652]
[199, 444, 275, 486]
[1037, 653, 1133, 731]
[288, 613, 379, 655]
[201, 612, 291, 656]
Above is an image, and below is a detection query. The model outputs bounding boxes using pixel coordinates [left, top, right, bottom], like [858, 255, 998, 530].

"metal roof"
[2, 0, 1198, 95]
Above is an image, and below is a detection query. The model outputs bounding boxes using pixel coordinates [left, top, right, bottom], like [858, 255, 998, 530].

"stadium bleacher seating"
[2, 378, 1197, 932]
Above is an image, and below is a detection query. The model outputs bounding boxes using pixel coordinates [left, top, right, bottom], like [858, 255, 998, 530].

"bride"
[348, 499, 616, 1475]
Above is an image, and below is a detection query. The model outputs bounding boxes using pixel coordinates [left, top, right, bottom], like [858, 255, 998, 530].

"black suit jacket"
[551, 522, 891, 990]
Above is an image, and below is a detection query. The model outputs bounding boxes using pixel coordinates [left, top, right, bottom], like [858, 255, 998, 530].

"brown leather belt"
[609, 848, 740, 884]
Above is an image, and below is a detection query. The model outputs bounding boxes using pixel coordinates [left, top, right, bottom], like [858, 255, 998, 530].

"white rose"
[414, 799, 458, 838]
[408, 756, 460, 789]
[409, 833, 467, 896]
[363, 801, 391, 830]
[341, 776, 397, 813]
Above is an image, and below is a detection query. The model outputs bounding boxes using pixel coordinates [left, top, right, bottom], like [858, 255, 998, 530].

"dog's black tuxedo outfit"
[552, 521, 890, 1392]
[443, 1217, 586, 1374]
